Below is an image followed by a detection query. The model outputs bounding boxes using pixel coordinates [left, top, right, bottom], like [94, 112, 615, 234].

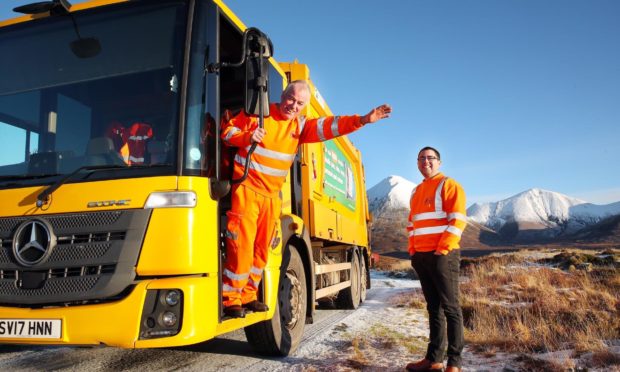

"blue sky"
[2, 0, 619, 206]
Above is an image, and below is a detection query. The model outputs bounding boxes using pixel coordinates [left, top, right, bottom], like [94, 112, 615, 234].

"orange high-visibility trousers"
[222, 184, 281, 307]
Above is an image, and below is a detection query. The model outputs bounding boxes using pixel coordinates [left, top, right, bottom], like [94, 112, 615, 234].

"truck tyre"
[244, 245, 307, 356]
[336, 251, 360, 309]
[360, 253, 367, 303]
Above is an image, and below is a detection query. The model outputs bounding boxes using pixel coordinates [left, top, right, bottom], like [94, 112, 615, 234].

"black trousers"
[411, 250, 464, 368]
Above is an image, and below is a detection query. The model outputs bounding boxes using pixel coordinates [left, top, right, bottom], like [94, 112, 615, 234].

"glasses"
[418, 156, 438, 162]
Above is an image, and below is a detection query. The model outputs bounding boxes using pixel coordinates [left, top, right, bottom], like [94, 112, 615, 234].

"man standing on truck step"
[221, 80, 391, 318]
[405, 146, 467, 372]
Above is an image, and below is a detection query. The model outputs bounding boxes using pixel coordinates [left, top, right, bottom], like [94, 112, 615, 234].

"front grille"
[0, 211, 122, 233]
[0, 276, 99, 297]
[0, 234, 124, 265]
[0, 269, 17, 280]
[0, 210, 150, 305]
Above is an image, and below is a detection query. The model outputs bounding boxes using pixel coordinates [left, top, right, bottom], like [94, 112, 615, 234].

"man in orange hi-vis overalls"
[405, 146, 467, 372]
[220, 80, 391, 318]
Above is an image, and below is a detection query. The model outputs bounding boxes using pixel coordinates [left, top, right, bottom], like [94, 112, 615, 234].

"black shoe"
[223, 305, 245, 318]
[243, 300, 269, 312]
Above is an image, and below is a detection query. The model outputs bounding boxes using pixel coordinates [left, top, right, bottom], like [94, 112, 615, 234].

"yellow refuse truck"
[0, 0, 371, 355]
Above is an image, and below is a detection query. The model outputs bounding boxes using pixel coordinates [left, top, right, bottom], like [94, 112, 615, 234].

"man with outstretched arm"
[220, 80, 391, 318]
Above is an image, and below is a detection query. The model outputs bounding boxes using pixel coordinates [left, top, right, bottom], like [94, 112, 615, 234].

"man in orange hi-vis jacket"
[405, 146, 467, 372]
[220, 80, 391, 318]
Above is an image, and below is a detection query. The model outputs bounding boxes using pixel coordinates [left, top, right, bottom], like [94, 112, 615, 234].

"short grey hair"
[282, 80, 311, 97]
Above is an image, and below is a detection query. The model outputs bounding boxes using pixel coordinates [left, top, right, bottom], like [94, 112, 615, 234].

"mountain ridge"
[367, 175, 620, 252]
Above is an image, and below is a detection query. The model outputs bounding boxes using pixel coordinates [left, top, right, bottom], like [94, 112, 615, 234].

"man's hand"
[251, 127, 266, 143]
[361, 104, 392, 125]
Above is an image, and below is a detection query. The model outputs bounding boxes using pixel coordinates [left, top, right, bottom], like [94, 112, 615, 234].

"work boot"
[223, 305, 245, 318]
[405, 358, 444, 371]
[243, 300, 269, 312]
[445, 367, 461, 372]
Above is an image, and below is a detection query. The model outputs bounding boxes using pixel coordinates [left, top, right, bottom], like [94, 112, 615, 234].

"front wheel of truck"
[245, 245, 307, 356]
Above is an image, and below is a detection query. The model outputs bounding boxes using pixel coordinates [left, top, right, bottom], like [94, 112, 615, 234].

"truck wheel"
[336, 251, 360, 309]
[245, 245, 307, 356]
[360, 253, 367, 303]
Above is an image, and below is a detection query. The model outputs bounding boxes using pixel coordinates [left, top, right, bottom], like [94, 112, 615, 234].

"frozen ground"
[253, 270, 619, 372]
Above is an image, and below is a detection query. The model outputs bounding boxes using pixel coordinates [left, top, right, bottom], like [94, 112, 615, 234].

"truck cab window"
[0, 1, 186, 187]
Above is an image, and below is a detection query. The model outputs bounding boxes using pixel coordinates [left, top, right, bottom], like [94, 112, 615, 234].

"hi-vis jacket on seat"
[220, 103, 366, 307]
[407, 173, 467, 255]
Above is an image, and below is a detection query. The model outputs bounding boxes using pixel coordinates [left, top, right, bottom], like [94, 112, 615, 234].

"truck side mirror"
[244, 28, 273, 117]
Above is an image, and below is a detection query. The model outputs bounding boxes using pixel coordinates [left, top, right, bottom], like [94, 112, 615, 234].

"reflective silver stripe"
[222, 284, 242, 293]
[224, 269, 249, 281]
[224, 127, 240, 143]
[448, 212, 467, 222]
[408, 231, 414, 237]
[298, 116, 306, 134]
[128, 135, 150, 141]
[250, 266, 264, 276]
[446, 226, 463, 237]
[407, 221, 413, 228]
[412, 211, 447, 221]
[435, 177, 447, 212]
[331, 116, 340, 137]
[248, 278, 261, 288]
[413, 225, 448, 236]
[246, 146, 296, 162]
[235, 154, 289, 177]
[317, 117, 327, 141]
[128, 155, 144, 163]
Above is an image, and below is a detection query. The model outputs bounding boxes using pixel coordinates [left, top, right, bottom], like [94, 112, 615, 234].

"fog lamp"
[165, 290, 181, 306]
[161, 311, 177, 327]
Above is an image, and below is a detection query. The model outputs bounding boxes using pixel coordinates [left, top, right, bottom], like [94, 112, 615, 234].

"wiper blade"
[36, 165, 127, 207]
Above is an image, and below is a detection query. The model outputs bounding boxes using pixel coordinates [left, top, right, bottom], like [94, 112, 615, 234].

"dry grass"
[460, 249, 620, 354]
[390, 290, 426, 309]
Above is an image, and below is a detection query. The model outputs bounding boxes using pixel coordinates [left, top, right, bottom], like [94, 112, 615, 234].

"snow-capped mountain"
[367, 176, 415, 253]
[367, 175, 416, 216]
[367, 177, 620, 250]
[467, 188, 620, 241]
[367, 175, 500, 253]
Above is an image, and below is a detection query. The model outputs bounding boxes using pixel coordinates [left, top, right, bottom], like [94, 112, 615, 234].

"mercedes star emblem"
[12, 219, 56, 267]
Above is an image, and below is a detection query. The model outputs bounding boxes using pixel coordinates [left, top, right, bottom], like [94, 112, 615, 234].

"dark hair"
[418, 146, 440, 160]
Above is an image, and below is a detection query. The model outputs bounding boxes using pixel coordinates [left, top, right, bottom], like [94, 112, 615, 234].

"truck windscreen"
[0, 1, 187, 187]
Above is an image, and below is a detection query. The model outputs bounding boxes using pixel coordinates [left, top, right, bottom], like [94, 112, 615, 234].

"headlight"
[144, 191, 196, 208]
[164, 290, 181, 306]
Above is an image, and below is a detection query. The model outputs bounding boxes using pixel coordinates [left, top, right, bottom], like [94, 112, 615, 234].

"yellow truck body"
[0, 0, 370, 355]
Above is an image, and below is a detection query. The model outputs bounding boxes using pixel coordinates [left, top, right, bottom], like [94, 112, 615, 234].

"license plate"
[0, 319, 62, 339]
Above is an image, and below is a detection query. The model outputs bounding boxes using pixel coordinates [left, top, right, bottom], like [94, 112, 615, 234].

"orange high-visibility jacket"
[407, 173, 467, 255]
[221, 103, 364, 197]
[125, 122, 153, 165]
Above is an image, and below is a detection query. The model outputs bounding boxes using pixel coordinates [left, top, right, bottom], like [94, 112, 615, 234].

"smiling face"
[417, 148, 441, 179]
[279, 82, 310, 120]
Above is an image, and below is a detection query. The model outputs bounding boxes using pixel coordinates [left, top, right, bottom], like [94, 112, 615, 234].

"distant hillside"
[468, 188, 620, 243]
[368, 177, 620, 252]
[570, 214, 620, 243]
